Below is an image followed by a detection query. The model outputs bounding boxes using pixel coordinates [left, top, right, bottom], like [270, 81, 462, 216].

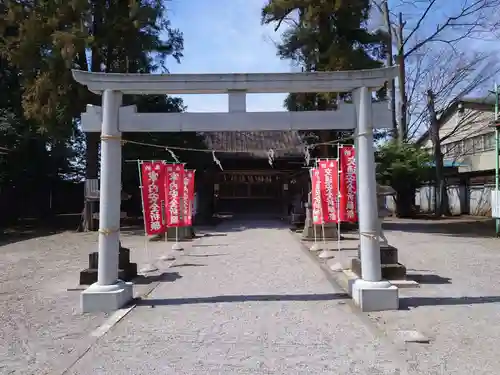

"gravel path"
[0, 227, 167, 375]
[68, 220, 408, 374]
[368, 219, 500, 375]
[0, 230, 108, 375]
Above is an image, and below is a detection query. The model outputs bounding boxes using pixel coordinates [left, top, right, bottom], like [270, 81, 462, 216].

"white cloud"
[165, 0, 291, 112]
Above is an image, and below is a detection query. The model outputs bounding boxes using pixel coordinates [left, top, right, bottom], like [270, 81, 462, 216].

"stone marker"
[301, 193, 339, 241]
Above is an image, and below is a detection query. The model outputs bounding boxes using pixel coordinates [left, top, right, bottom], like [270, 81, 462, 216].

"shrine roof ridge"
[203, 131, 304, 158]
[72, 66, 399, 95]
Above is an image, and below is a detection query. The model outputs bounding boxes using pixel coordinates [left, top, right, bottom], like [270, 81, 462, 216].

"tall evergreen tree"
[262, 0, 386, 156]
[1, 0, 204, 228]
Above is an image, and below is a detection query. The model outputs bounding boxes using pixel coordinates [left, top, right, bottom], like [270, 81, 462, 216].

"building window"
[484, 133, 496, 150]
[442, 143, 449, 155]
[473, 135, 484, 152]
[464, 138, 474, 154]
[448, 142, 458, 159]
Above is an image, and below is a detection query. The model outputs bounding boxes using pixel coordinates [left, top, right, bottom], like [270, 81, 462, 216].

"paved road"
[68, 220, 408, 374]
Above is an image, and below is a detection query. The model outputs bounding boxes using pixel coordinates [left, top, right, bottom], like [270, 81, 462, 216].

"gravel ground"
[295, 217, 500, 374]
[0, 226, 171, 375]
[366, 219, 500, 375]
[67, 219, 409, 375]
[8, 216, 494, 375]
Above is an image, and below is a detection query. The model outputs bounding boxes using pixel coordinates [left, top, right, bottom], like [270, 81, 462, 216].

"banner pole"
[137, 160, 158, 273]
[320, 159, 327, 248]
[310, 165, 319, 251]
[172, 165, 184, 252]
[160, 160, 178, 262]
[337, 145, 342, 252]
[310, 159, 324, 251]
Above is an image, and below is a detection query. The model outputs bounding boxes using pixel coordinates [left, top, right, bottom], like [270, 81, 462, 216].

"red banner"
[339, 146, 358, 222]
[164, 164, 184, 227]
[318, 159, 339, 223]
[140, 161, 166, 235]
[310, 168, 324, 225]
[182, 170, 196, 226]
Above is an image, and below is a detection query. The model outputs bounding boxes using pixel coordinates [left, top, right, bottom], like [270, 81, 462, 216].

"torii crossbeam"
[73, 67, 400, 313]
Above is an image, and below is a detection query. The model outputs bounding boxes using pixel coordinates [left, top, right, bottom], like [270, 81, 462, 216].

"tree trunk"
[427, 89, 450, 217]
[395, 187, 415, 218]
[82, 0, 104, 231]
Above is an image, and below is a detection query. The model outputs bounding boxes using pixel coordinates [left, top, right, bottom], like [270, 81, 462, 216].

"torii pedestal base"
[351, 245, 407, 280]
[81, 280, 133, 313]
[79, 247, 138, 286]
[352, 279, 399, 312]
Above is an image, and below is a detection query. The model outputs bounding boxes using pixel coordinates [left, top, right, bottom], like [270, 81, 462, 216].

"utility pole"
[396, 12, 407, 143]
[381, 0, 397, 138]
[495, 84, 499, 236]
[489, 83, 500, 236]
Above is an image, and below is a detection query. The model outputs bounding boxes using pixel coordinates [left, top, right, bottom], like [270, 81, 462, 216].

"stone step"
[357, 244, 399, 265]
[88, 249, 132, 269]
[79, 263, 138, 286]
[351, 258, 407, 280]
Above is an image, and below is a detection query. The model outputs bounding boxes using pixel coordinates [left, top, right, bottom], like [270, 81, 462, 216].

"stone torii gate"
[73, 67, 399, 313]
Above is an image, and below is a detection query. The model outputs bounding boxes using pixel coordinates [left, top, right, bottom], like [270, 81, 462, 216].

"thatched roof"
[202, 131, 305, 158]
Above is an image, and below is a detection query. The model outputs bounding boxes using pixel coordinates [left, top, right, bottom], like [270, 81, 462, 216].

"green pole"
[495, 83, 499, 236]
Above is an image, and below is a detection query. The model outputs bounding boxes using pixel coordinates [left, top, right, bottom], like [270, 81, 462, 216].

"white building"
[416, 96, 496, 215]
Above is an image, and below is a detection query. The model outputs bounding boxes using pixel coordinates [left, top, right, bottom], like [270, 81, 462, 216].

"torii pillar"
[80, 89, 134, 312]
[73, 67, 400, 313]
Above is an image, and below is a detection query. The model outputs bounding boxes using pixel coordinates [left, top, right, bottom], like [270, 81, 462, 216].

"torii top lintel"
[71, 66, 398, 95]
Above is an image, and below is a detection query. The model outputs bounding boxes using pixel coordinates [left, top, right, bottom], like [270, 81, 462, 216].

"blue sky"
[164, 0, 291, 112]
[162, 0, 496, 115]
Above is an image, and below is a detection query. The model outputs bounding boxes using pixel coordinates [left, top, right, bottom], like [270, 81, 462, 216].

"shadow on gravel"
[136, 292, 349, 307]
[133, 272, 182, 285]
[0, 214, 82, 247]
[170, 263, 207, 268]
[406, 273, 452, 285]
[383, 218, 495, 238]
[191, 244, 229, 248]
[400, 295, 500, 309]
[212, 219, 288, 234]
[201, 233, 228, 238]
[187, 253, 229, 257]
[0, 227, 64, 247]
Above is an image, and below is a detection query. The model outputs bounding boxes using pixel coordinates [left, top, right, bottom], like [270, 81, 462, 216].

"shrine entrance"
[73, 66, 399, 314]
[216, 171, 284, 216]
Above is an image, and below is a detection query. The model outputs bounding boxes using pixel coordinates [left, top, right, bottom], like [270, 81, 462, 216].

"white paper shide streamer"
[166, 148, 181, 163]
[212, 151, 223, 171]
[267, 148, 275, 167]
[303, 146, 311, 166]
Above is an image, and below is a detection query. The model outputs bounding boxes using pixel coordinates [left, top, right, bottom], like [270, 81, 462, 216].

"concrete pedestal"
[166, 226, 195, 241]
[151, 226, 195, 242]
[81, 280, 133, 313]
[301, 220, 339, 241]
[352, 279, 399, 312]
[300, 202, 339, 241]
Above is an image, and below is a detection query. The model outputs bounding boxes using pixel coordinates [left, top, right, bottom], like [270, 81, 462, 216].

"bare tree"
[372, 0, 500, 142]
[423, 51, 500, 215]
